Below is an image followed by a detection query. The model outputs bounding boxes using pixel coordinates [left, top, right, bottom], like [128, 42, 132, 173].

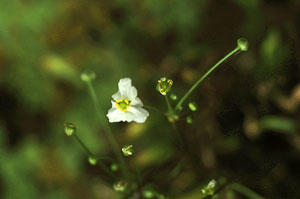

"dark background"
[0, 0, 300, 198]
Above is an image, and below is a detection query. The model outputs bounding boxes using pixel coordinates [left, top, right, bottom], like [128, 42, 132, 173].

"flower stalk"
[175, 39, 248, 111]
[72, 131, 115, 178]
[83, 78, 129, 178]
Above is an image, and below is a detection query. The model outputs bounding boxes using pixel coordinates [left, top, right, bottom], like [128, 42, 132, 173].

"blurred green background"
[0, 0, 300, 198]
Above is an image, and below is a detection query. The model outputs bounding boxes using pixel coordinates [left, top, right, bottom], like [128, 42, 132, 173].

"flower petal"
[106, 102, 125, 122]
[126, 106, 149, 123]
[118, 78, 137, 100]
[127, 86, 137, 101]
[112, 91, 121, 101]
[131, 97, 143, 106]
[118, 78, 132, 92]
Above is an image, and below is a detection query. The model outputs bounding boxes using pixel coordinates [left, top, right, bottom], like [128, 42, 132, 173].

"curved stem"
[85, 80, 128, 178]
[175, 47, 240, 111]
[73, 133, 116, 178]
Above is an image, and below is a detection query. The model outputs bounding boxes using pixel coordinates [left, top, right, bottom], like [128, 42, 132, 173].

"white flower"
[106, 78, 149, 123]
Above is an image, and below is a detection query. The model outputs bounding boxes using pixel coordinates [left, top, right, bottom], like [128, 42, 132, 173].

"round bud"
[167, 114, 179, 123]
[186, 116, 193, 124]
[122, 145, 134, 156]
[157, 194, 166, 199]
[64, 123, 76, 136]
[237, 38, 249, 51]
[110, 163, 119, 172]
[188, 102, 197, 111]
[178, 106, 183, 111]
[143, 190, 155, 198]
[80, 71, 96, 82]
[113, 180, 128, 192]
[170, 94, 177, 100]
[88, 156, 97, 165]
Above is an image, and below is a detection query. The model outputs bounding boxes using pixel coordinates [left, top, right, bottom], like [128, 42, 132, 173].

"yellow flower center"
[115, 99, 130, 111]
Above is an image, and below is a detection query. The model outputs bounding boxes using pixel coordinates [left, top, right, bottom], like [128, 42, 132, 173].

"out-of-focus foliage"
[0, 0, 300, 199]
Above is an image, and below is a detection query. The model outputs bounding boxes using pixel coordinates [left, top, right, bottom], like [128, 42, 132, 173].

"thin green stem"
[74, 134, 93, 156]
[165, 95, 174, 114]
[85, 80, 128, 177]
[143, 105, 164, 114]
[175, 47, 240, 111]
[73, 134, 116, 178]
[171, 122, 183, 149]
[97, 161, 116, 179]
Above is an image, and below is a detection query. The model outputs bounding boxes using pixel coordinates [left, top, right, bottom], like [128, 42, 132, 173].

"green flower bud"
[186, 116, 193, 124]
[157, 194, 167, 199]
[80, 71, 96, 82]
[188, 102, 197, 111]
[122, 145, 134, 156]
[170, 94, 177, 100]
[201, 179, 217, 196]
[237, 38, 249, 51]
[142, 187, 156, 199]
[110, 163, 119, 172]
[157, 77, 173, 95]
[88, 156, 97, 165]
[143, 190, 155, 198]
[167, 114, 179, 123]
[113, 180, 128, 192]
[64, 123, 76, 136]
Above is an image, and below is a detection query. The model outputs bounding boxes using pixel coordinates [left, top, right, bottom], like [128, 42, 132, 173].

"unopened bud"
[88, 156, 97, 165]
[167, 114, 179, 123]
[186, 116, 193, 124]
[110, 163, 119, 172]
[157, 77, 173, 95]
[201, 179, 217, 196]
[122, 145, 134, 156]
[188, 102, 197, 111]
[237, 38, 249, 51]
[80, 71, 96, 82]
[64, 123, 76, 136]
[157, 194, 167, 199]
[143, 190, 155, 198]
[113, 180, 128, 192]
[142, 187, 156, 199]
[170, 94, 177, 100]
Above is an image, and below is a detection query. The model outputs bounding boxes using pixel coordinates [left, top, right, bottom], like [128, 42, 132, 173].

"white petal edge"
[118, 78, 132, 91]
[126, 106, 149, 123]
[106, 102, 125, 122]
[112, 91, 121, 101]
[131, 97, 143, 106]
